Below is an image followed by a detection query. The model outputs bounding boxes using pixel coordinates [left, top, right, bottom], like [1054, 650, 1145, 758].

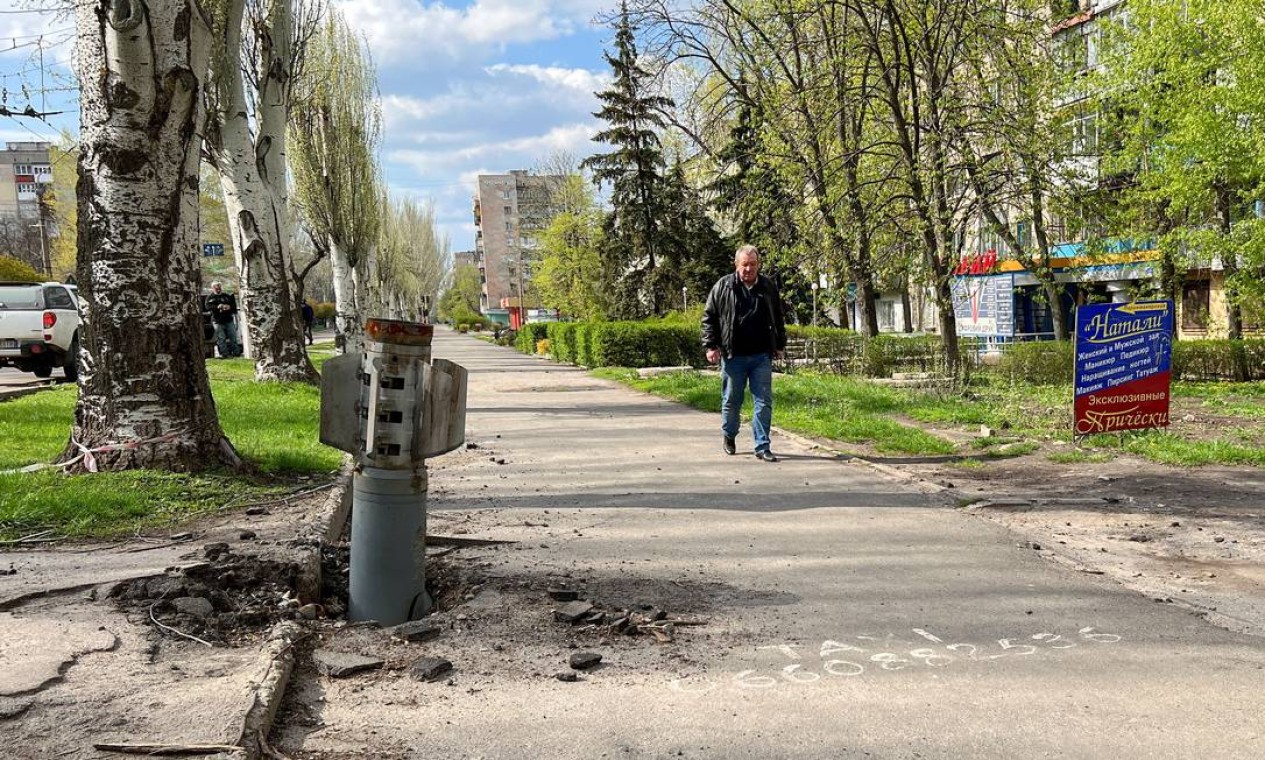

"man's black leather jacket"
[701, 273, 787, 359]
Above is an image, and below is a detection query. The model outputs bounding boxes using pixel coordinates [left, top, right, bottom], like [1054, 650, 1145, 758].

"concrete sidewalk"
[274, 330, 1265, 759]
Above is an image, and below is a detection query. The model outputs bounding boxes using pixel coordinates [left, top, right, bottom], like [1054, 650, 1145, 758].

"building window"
[504, 221, 512, 233]
[1182, 280, 1210, 331]
[503, 206, 511, 216]
[502, 189, 511, 200]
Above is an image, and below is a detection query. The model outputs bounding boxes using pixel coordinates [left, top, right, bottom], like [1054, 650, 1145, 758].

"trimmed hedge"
[786, 326, 973, 378]
[991, 337, 1265, 384]
[516, 322, 550, 354]
[1173, 339, 1265, 381]
[995, 340, 1076, 385]
[541, 321, 706, 368]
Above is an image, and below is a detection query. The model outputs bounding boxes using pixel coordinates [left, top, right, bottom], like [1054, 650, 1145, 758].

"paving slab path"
[275, 330, 1265, 759]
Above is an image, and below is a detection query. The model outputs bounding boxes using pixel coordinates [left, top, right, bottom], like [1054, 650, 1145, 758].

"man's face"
[211, 284, 222, 294]
[735, 252, 760, 285]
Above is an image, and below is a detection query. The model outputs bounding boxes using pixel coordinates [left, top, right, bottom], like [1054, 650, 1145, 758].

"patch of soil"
[110, 543, 301, 645]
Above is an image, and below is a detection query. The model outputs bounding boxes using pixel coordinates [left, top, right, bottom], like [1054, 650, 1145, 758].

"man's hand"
[706, 347, 720, 365]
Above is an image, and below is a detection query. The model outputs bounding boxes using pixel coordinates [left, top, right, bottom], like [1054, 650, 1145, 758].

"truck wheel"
[63, 336, 80, 382]
[33, 362, 53, 378]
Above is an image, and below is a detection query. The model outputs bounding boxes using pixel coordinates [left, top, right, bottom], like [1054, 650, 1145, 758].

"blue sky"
[0, 0, 614, 254]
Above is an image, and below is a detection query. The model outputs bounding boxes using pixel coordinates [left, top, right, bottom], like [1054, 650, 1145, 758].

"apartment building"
[0, 142, 54, 273]
[472, 170, 561, 319]
[951, 0, 1262, 344]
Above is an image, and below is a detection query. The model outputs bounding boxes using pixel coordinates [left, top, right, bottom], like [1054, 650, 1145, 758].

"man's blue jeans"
[721, 352, 774, 454]
[214, 321, 240, 358]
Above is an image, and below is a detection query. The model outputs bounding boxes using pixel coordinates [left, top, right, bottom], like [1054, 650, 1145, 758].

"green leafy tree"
[0, 255, 40, 281]
[709, 95, 802, 277]
[437, 264, 483, 322]
[1097, 0, 1265, 338]
[533, 175, 607, 320]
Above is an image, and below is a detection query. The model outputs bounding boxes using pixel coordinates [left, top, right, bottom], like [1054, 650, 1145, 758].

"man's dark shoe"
[755, 450, 779, 462]
[723, 436, 736, 455]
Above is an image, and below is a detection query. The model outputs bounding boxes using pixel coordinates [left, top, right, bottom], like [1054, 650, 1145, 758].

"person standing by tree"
[301, 300, 315, 345]
[702, 245, 787, 462]
[207, 281, 242, 358]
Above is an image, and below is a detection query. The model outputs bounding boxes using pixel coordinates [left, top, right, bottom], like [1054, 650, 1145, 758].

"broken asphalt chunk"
[547, 588, 580, 602]
[312, 650, 384, 678]
[410, 657, 454, 682]
[389, 620, 442, 643]
[569, 651, 602, 670]
[553, 601, 594, 623]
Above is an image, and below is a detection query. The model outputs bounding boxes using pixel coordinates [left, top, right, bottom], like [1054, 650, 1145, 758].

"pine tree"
[709, 94, 802, 275]
[582, 3, 674, 316]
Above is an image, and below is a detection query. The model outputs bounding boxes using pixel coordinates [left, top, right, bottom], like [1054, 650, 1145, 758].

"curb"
[235, 621, 304, 760]
[237, 457, 353, 758]
[772, 425, 951, 495]
[0, 382, 60, 403]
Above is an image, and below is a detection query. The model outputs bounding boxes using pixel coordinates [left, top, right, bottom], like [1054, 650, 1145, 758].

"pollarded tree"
[205, 0, 324, 380]
[582, 2, 675, 316]
[290, 10, 382, 354]
[375, 196, 449, 320]
[65, 0, 239, 472]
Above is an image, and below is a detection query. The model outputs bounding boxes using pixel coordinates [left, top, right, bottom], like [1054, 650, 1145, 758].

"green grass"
[1047, 450, 1116, 464]
[0, 470, 288, 539]
[593, 368, 957, 456]
[0, 356, 341, 540]
[594, 366, 1265, 469]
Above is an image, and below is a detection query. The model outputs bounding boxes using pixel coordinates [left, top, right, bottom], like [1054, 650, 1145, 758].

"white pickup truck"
[0, 281, 81, 381]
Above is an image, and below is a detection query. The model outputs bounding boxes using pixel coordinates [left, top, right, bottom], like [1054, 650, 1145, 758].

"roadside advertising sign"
[1073, 300, 1174, 436]
[951, 273, 1015, 338]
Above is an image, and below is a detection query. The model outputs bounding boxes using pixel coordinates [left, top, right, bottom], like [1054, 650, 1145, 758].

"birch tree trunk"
[65, 0, 240, 472]
[210, 0, 316, 382]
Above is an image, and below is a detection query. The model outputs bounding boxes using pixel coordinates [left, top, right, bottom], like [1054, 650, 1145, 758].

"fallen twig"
[91, 742, 241, 755]
[0, 529, 59, 545]
[220, 482, 337, 513]
[148, 603, 214, 648]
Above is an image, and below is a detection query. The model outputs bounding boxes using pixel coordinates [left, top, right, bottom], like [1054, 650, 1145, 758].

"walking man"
[702, 245, 787, 462]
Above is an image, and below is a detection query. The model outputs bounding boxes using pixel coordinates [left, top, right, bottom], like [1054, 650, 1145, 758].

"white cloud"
[483, 64, 609, 95]
[389, 122, 596, 175]
[336, 0, 606, 66]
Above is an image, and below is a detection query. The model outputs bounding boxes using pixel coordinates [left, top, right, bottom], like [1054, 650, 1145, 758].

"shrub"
[536, 338, 551, 355]
[995, 340, 1075, 385]
[546, 322, 580, 363]
[494, 327, 516, 347]
[312, 301, 336, 322]
[0, 255, 40, 282]
[517, 323, 550, 354]
[863, 335, 951, 377]
[1173, 339, 1265, 381]
[456, 323, 469, 333]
